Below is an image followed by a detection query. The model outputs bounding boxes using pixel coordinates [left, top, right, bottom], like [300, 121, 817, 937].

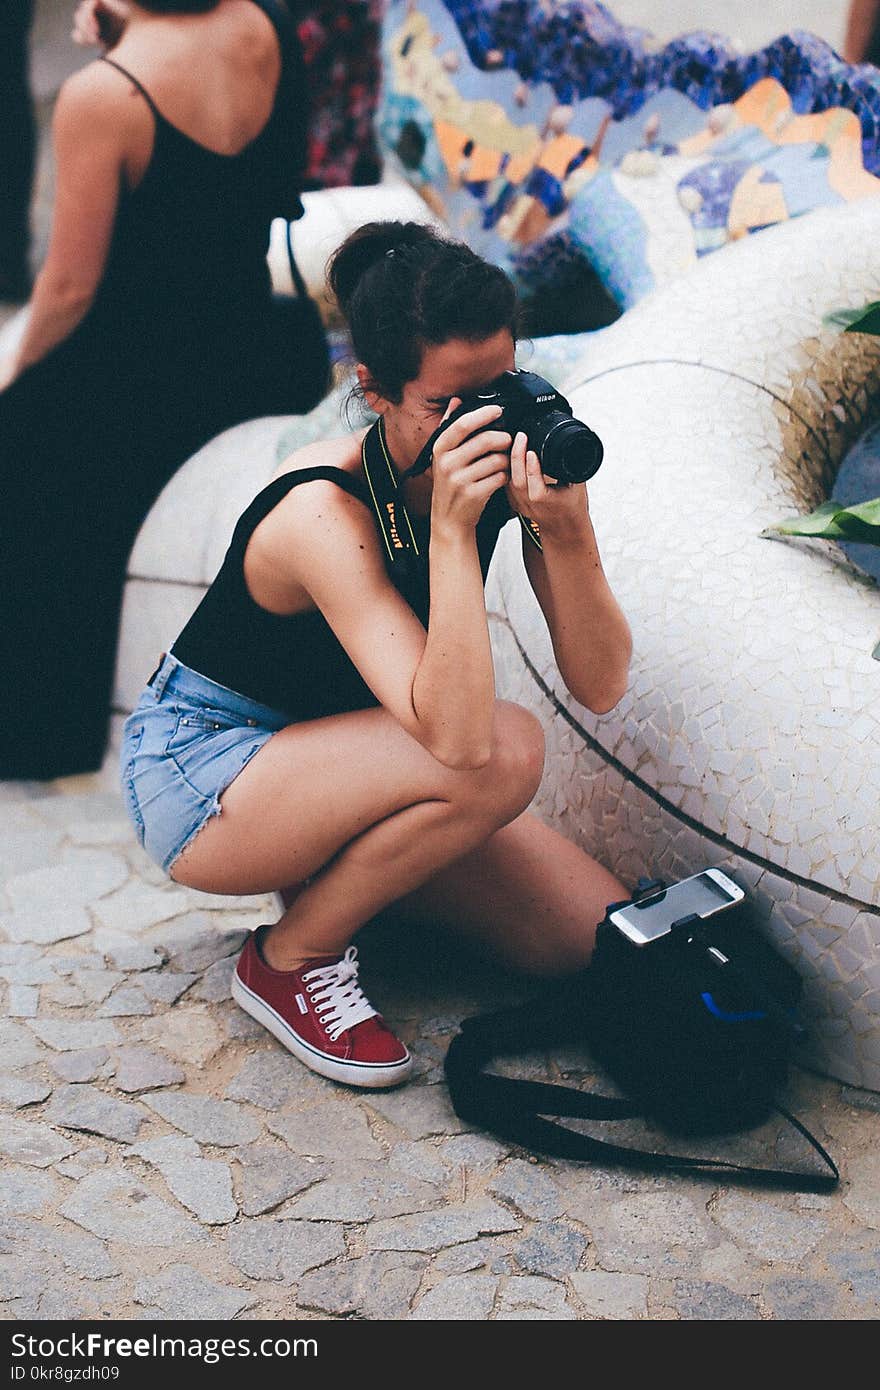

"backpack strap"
[444, 997, 839, 1193]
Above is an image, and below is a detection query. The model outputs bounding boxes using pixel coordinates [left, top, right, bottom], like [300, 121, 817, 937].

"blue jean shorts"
[119, 653, 291, 874]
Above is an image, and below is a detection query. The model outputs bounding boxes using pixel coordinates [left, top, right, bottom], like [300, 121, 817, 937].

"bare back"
[107, 0, 282, 176]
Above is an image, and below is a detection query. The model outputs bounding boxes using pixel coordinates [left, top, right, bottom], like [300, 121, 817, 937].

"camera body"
[443, 369, 603, 485]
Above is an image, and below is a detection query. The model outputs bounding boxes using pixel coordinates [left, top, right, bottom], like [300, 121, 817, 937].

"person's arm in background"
[72, 0, 130, 51]
[843, 0, 880, 61]
[0, 62, 133, 388]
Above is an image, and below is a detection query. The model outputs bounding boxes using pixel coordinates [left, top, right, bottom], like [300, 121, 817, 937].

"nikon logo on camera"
[385, 502, 404, 549]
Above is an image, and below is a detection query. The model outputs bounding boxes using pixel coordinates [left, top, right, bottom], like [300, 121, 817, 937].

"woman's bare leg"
[168, 700, 544, 970]
[392, 810, 627, 975]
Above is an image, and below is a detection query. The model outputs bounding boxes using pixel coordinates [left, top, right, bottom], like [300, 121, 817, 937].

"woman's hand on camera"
[506, 430, 591, 544]
[428, 400, 511, 537]
[72, 0, 129, 50]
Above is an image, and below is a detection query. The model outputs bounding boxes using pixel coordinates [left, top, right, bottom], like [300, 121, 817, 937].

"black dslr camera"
[411, 369, 603, 486]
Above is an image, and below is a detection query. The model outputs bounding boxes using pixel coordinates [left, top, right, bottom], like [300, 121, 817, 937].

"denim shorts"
[119, 653, 291, 875]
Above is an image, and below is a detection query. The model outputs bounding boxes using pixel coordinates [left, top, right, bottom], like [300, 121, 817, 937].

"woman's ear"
[356, 363, 390, 416]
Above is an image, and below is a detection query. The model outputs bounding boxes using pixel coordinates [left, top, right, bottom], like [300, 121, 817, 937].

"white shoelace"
[302, 947, 378, 1042]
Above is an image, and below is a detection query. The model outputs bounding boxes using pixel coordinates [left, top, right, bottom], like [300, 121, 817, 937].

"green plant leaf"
[766, 500, 847, 538]
[830, 497, 880, 545]
[823, 302, 880, 335]
[836, 496, 880, 527]
[844, 303, 880, 336]
[834, 520, 880, 545]
[765, 497, 880, 546]
[832, 514, 880, 544]
[824, 307, 865, 330]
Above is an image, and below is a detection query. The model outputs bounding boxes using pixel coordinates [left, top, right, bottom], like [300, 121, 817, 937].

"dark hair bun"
[326, 219, 517, 404]
[328, 222, 437, 316]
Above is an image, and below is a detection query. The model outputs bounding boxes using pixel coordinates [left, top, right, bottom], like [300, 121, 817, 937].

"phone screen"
[613, 872, 739, 943]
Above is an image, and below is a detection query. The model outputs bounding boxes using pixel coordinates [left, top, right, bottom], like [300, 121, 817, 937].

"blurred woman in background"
[0, 0, 322, 780]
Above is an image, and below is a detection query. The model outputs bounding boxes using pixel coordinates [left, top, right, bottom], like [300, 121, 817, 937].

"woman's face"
[377, 329, 516, 473]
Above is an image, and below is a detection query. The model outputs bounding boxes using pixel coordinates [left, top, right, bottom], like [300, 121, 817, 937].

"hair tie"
[385, 248, 396, 259]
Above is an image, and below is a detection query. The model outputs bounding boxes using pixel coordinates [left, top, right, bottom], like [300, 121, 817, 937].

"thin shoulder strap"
[234, 466, 372, 541]
[264, 466, 371, 506]
[100, 56, 162, 120]
[229, 465, 373, 579]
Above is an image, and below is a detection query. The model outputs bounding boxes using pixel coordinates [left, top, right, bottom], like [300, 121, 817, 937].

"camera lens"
[537, 415, 604, 484]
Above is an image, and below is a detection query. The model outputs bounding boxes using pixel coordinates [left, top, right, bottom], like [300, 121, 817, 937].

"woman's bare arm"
[8, 64, 133, 379]
[256, 409, 510, 769]
[507, 432, 631, 714]
[522, 517, 632, 714]
[843, 0, 880, 61]
[254, 485, 485, 768]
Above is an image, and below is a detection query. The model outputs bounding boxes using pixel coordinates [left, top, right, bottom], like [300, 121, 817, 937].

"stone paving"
[1, 766, 879, 1322]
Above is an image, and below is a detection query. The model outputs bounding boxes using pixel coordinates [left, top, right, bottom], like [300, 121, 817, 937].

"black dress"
[0, 0, 313, 780]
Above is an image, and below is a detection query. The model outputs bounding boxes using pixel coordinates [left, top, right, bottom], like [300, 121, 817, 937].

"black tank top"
[171, 466, 514, 719]
[94, 0, 306, 338]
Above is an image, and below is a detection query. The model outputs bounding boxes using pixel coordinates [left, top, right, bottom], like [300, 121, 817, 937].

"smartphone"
[609, 868, 744, 946]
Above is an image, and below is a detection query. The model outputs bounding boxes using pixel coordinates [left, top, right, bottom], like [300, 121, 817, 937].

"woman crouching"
[120, 221, 632, 1088]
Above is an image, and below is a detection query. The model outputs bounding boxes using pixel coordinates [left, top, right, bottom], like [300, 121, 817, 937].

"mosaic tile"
[486, 216, 880, 1086]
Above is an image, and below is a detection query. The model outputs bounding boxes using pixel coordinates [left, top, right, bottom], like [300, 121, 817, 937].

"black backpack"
[445, 880, 838, 1192]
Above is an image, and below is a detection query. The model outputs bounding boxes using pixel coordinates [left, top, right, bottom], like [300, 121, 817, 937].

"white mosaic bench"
[487, 198, 880, 1089]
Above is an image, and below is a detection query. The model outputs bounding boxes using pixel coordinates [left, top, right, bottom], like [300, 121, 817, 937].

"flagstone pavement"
[1, 757, 879, 1321]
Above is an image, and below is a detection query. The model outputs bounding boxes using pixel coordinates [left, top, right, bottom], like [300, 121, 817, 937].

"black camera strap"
[361, 418, 423, 583]
[444, 993, 839, 1193]
[518, 513, 543, 552]
[361, 419, 543, 581]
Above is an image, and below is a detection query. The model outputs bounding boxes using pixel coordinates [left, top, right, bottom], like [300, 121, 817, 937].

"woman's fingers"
[473, 473, 509, 502]
[430, 443, 509, 523]
[525, 447, 547, 503]
[508, 433, 547, 506]
[509, 431, 528, 491]
[429, 405, 512, 527]
[460, 450, 512, 482]
[454, 429, 512, 470]
[434, 402, 503, 454]
[433, 426, 511, 476]
[465, 465, 510, 501]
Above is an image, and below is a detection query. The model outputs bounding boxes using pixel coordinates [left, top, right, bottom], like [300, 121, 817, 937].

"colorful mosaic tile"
[379, 2, 880, 319]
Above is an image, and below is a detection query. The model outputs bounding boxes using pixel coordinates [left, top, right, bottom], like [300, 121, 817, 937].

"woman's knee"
[476, 700, 545, 823]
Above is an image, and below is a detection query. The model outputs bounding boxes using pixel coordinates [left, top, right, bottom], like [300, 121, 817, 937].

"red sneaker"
[232, 927, 412, 1089]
